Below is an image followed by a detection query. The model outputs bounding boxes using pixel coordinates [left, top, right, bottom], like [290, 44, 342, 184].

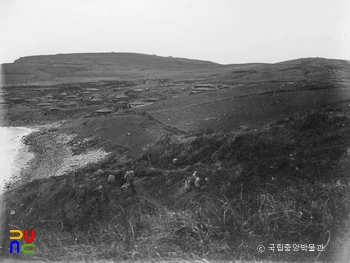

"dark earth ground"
[1, 54, 350, 262]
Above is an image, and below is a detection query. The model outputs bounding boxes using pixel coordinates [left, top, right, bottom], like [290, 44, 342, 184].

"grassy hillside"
[1, 108, 350, 262]
[1, 54, 350, 262]
[2, 53, 349, 87]
[1, 53, 223, 85]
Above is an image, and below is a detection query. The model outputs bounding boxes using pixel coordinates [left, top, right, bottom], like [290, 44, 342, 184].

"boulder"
[95, 169, 104, 176]
[107, 174, 115, 183]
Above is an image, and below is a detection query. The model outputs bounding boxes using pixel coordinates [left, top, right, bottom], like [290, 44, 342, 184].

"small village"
[5, 81, 224, 124]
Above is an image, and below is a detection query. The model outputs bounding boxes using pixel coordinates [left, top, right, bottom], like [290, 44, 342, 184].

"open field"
[1, 53, 350, 262]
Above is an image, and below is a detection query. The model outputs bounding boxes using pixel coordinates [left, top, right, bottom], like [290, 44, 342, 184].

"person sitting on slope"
[123, 170, 136, 194]
[184, 171, 200, 192]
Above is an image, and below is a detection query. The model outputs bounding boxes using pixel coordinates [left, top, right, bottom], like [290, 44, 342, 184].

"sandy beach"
[0, 126, 36, 192]
[4, 122, 111, 190]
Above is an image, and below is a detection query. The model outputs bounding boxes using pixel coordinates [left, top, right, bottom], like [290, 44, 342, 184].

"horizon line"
[1, 52, 349, 66]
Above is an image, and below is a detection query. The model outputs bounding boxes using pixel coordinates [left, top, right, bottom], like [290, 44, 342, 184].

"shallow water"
[0, 126, 35, 192]
[0, 125, 36, 250]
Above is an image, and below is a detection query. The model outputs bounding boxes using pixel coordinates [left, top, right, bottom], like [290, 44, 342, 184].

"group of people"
[120, 168, 204, 194]
[184, 171, 203, 192]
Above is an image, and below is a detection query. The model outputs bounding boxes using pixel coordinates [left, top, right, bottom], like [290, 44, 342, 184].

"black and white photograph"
[0, 0, 350, 262]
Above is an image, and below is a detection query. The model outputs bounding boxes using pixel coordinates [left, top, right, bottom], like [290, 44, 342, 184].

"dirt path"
[144, 112, 187, 135]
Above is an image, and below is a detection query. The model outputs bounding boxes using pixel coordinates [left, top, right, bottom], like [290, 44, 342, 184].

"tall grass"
[3, 109, 350, 262]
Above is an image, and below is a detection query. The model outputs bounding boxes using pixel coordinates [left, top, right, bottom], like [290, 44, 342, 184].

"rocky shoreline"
[5, 122, 111, 190]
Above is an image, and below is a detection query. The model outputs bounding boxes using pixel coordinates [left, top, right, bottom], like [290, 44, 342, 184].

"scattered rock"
[239, 125, 249, 131]
[96, 169, 104, 176]
[107, 174, 115, 183]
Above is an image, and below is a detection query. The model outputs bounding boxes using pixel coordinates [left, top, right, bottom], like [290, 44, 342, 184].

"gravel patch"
[7, 128, 110, 189]
[56, 148, 109, 176]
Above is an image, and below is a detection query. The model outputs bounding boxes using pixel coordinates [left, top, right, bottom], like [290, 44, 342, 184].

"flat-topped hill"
[13, 52, 220, 67]
[1, 52, 224, 85]
[2, 53, 349, 86]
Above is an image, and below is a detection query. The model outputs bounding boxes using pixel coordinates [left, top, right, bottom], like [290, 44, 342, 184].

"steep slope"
[2, 109, 350, 262]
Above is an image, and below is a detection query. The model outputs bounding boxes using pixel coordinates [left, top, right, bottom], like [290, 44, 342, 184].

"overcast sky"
[1, 0, 349, 64]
